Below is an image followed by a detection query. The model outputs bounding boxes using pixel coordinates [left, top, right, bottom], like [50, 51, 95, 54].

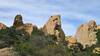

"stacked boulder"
[42, 15, 65, 43]
[74, 20, 98, 48]
[13, 15, 36, 36]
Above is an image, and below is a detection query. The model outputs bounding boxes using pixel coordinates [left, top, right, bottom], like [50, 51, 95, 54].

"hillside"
[0, 15, 100, 56]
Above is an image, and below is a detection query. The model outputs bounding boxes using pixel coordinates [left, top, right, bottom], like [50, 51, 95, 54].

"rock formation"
[65, 37, 83, 51]
[65, 37, 77, 48]
[93, 47, 100, 54]
[0, 47, 17, 56]
[13, 15, 24, 29]
[67, 37, 77, 44]
[74, 20, 97, 48]
[0, 23, 7, 30]
[96, 25, 100, 30]
[42, 15, 65, 43]
[13, 15, 34, 36]
[23, 23, 33, 36]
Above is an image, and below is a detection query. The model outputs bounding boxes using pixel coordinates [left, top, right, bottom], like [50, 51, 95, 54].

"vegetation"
[0, 27, 99, 56]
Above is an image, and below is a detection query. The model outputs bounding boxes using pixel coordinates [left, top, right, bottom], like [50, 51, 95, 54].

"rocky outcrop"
[65, 37, 77, 48]
[42, 15, 65, 43]
[23, 23, 34, 36]
[0, 47, 18, 56]
[13, 15, 34, 36]
[74, 20, 97, 48]
[65, 37, 83, 51]
[0, 23, 7, 30]
[13, 15, 24, 29]
[93, 47, 100, 54]
[96, 25, 100, 30]
[67, 37, 77, 44]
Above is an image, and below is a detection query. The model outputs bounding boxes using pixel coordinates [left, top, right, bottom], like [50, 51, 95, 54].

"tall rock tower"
[42, 15, 65, 43]
[13, 15, 24, 29]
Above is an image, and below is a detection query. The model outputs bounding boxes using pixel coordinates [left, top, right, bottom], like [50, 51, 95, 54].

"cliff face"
[42, 15, 65, 43]
[74, 20, 97, 48]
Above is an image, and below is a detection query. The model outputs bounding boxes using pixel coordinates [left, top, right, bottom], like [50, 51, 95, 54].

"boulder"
[23, 23, 34, 36]
[93, 47, 100, 54]
[15, 23, 34, 36]
[65, 37, 77, 47]
[0, 23, 7, 30]
[42, 15, 65, 43]
[74, 20, 97, 48]
[67, 37, 77, 44]
[65, 37, 83, 51]
[0, 47, 18, 56]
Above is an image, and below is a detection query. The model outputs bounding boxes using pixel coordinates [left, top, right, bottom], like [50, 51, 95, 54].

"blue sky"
[0, 0, 100, 36]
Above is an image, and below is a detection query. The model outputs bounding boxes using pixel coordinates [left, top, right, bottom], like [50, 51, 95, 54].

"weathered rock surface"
[65, 37, 77, 48]
[74, 20, 97, 48]
[0, 23, 7, 30]
[42, 15, 65, 43]
[67, 37, 77, 44]
[23, 23, 34, 36]
[0, 47, 18, 56]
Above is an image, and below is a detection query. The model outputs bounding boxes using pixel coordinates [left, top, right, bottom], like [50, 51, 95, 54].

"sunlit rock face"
[42, 15, 65, 43]
[0, 47, 18, 56]
[23, 23, 34, 36]
[75, 20, 97, 48]
[66, 37, 77, 48]
[93, 47, 100, 54]
[0, 23, 7, 30]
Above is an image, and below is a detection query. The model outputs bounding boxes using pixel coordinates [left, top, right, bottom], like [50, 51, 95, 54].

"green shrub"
[0, 27, 100, 56]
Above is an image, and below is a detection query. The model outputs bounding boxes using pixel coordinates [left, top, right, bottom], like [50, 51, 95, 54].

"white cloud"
[0, 0, 100, 35]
